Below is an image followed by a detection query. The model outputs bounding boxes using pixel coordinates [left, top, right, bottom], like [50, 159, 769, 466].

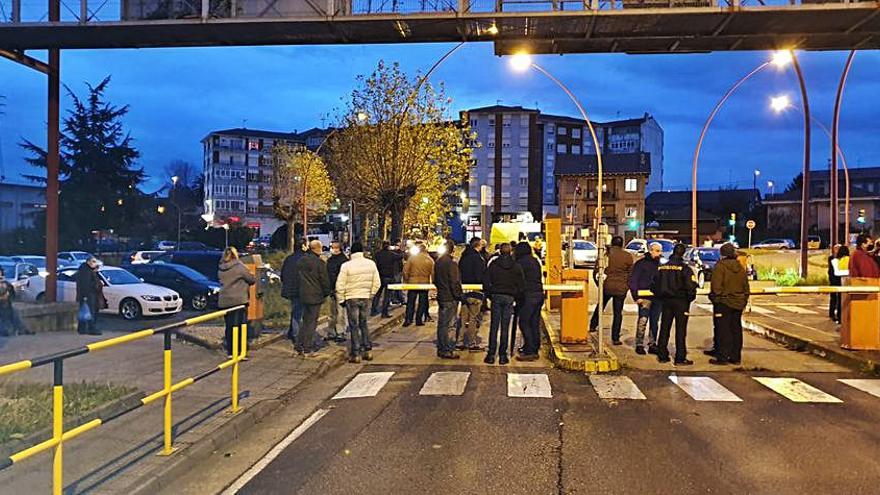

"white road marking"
[507, 373, 553, 398]
[669, 376, 742, 402]
[695, 303, 715, 314]
[624, 304, 638, 314]
[748, 305, 775, 315]
[419, 371, 470, 396]
[776, 305, 817, 315]
[839, 379, 880, 399]
[332, 372, 395, 399]
[754, 377, 843, 403]
[222, 408, 330, 494]
[590, 375, 646, 400]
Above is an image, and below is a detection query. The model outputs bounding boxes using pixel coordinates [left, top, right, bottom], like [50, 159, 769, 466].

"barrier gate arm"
[0, 305, 247, 495]
[636, 286, 880, 297]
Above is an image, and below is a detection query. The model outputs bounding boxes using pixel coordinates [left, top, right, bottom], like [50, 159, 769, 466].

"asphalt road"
[222, 365, 880, 495]
[93, 308, 201, 333]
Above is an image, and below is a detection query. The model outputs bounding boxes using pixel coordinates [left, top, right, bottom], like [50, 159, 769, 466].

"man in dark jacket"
[457, 236, 487, 351]
[589, 236, 634, 345]
[708, 243, 750, 365]
[514, 242, 543, 361]
[483, 243, 525, 365]
[325, 241, 349, 342]
[281, 238, 306, 342]
[75, 257, 103, 335]
[372, 241, 403, 317]
[652, 243, 698, 365]
[296, 240, 331, 356]
[433, 239, 465, 359]
[629, 242, 663, 355]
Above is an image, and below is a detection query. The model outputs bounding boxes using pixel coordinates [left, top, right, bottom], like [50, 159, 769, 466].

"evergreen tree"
[20, 77, 145, 245]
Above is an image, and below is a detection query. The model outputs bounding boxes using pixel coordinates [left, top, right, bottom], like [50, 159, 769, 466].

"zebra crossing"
[332, 371, 879, 404]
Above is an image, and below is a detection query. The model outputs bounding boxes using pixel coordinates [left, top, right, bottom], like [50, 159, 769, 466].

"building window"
[520, 137, 529, 148]
[572, 128, 581, 139]
[488, 141, 495, 148]
[625, 206, 638, 218]
[520, 158, 529, 168]
[572, 146, 581, 155]
[557, 127, 567, 135]
[625, 178, 638, 192]
[547, 126, 554, 135]
[520, 117, 529, 127]
[489, 118, 495, 126]
[502, 141, 511, 148]
[519, 178, 528, 187]
[547, 143, 554, 151]
[212, 151, 220, 163]
[557, 143, 567, 154]
[502, 158, 511, 168]
[470, 118, 478, 127]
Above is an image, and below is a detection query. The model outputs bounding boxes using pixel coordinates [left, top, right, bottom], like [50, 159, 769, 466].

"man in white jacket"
[336, 242, 382, 363]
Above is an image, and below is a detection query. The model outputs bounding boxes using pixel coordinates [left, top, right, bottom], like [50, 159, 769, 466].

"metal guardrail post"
[159, 331, 176, 455]
[231, 325, 240, 413]
[241, 322, 248, 359]
[52, 359, 63, 495]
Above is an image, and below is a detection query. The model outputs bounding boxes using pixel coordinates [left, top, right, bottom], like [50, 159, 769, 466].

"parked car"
[150, 251, 223, 281]
[625, 238, 676, 263]
[752, 238, 796, 250]
[807, 235, 823, 250]
[0, 261, 40, 298]
[10, 255, 71, 276]
[58, 251, 100, 266]
[127, 250, 165, 264]
[570, 240, 598, 268]
[156, 240, 177, 251]
[127, 263, 221, 310]
[22, 266, 182, 319]
[683, 247, 721, 289]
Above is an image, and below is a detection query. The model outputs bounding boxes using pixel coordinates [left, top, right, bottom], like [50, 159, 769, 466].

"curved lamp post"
[690, 50, 793, 247]
[831, 50, 856, 246]
[508, 52, 609, 355]
[770, 94, 851, 250]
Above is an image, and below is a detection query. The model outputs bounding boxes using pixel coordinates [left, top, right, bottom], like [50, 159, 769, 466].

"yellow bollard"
[241, 323, 248, 359]
[52, 361, 63, 495]
[159, 332, 176, 455]
[231, 325, 240, 413]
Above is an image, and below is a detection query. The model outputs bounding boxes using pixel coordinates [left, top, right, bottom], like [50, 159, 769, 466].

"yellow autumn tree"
[327, 61, 473, 242]
[272, 144, 335, 251]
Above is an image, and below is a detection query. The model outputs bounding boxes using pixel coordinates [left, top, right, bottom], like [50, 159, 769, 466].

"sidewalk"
[0, 307, 403, 494]
[743, 293, 880, 375]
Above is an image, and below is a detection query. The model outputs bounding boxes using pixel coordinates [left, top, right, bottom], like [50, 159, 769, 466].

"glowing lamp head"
[770, 95, 792, 113]
[486, 24, 499, 35]
[356, 111, 368, 123]
[770, 50, 793, 69]
[509, 53, 532, 73]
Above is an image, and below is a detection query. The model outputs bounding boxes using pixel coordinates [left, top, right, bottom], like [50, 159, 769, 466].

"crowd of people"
[827, 233, 880, 323]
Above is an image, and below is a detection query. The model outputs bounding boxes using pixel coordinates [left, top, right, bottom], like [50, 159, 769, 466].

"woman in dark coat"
[218, 247, 256, 357]
[75, 257, 104, 335]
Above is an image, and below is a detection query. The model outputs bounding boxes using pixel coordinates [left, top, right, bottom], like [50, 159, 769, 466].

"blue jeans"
[436, 300, 459, 354]
[487, 294, 515, 357]
[635, 298, 662, 347]
[287, 298, 302, 342]
[371, 276, 394, 316]
[346, 299, 370, 357]
[517, 293, 544, 355]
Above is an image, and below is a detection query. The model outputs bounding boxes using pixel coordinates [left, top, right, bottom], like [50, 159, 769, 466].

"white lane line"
[624, 304, 638, 314]
[775, 305, 817, 315]
[748, 305, 775, 315]
[839, 379, 880, 399]
[754, 377, 843, 403]
[507, 373, 553, 398]
[419, 371, 470, 396]
[669, 376, 742, 402]
[332, 372, 395, 399]
[590, 375, 646, 400]
[695, 303, 715, 314]
[222, 408, 330, 494]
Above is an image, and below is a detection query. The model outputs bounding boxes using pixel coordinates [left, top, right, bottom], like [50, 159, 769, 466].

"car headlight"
[141, 295, 162, 301]
[210, 287, 221, 294]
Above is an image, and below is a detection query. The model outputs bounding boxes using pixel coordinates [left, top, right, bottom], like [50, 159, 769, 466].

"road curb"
[124, 312, 403, 495]
[743, 318, 879, 375]
[175, 316, 330, 351]
[541, 310, 619, 373]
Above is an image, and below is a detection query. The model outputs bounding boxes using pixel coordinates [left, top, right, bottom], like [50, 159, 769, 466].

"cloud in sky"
[1, 44, 877, 193]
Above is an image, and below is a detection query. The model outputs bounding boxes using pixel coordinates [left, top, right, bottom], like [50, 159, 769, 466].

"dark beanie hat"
[720, 243, 737, 259]
[350, 242, 364, 254]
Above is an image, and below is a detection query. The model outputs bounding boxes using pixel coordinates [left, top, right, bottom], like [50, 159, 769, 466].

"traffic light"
[857, 208, 866, 224]
[729, 213, 736, 226]
[628, 219, 639, 230]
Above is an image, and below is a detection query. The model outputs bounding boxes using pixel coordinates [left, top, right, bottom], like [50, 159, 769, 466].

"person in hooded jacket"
[218, 247, 256, 357]
[708, 243, 750, 365]
[483, 243, 525, 365]
[652, 243, 698, 365]
[325, 241, 349, 342]
[514, 242, 543, 360]
[457, 236, 487, 351]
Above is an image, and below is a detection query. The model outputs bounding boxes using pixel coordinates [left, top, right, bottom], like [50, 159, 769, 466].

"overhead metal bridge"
[0, 0, 877, 53]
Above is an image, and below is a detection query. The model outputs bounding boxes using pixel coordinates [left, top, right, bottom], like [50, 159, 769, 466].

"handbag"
[78, 301, 93, 323]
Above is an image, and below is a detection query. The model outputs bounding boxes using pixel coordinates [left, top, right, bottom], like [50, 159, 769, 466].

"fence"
[0, 305, 247, 495]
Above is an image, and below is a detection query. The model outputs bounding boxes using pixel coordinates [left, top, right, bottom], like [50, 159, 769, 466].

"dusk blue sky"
[1, 44, 878, 194]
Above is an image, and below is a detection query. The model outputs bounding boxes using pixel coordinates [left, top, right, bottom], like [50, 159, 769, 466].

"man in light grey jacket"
[336, 242, 381, 363]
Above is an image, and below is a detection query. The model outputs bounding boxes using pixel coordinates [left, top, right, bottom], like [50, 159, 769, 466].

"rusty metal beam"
[0, 49, 49, 73]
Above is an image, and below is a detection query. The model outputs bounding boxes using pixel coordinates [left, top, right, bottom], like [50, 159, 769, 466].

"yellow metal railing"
[636, 286, 880, 297]
[0, 305, 247, 494]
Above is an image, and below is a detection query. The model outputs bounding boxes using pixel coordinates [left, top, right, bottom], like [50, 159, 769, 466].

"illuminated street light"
[171, 175, 179, 185]
[770, 94, 792, 113]
[486, 24, 499, 36]
[509, 53, 532, 73]
[356, 111, 368, 123]
[770, 50, 793, 68]
[157, 205, 166, 214]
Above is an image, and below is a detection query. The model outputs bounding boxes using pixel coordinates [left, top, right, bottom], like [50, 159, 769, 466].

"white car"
[58, 251, 101, 267]
[22, 266, 183, 320]
[128, 250, 165, 264]
[570, 240, 598, 268]
[156, 241, 177, 251]
[626, 238, 676, 264]
[0, 261, 40, 297]
[752, 238, 796, 250]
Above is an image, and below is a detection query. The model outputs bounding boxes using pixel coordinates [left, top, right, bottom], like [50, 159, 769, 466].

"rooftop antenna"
[242, 118, 248, 129]
[0, 95, 6, 183]
[496, 99, 502, 105]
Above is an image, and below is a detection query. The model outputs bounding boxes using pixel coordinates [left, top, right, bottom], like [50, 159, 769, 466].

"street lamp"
[508, 51, 609, 355]
[767, 181, 775, 196]
[170, 176, 182, 250]
[690, 50, 793, 246]
[831, 50, 856, 246]
[753, 169, 761, 207]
